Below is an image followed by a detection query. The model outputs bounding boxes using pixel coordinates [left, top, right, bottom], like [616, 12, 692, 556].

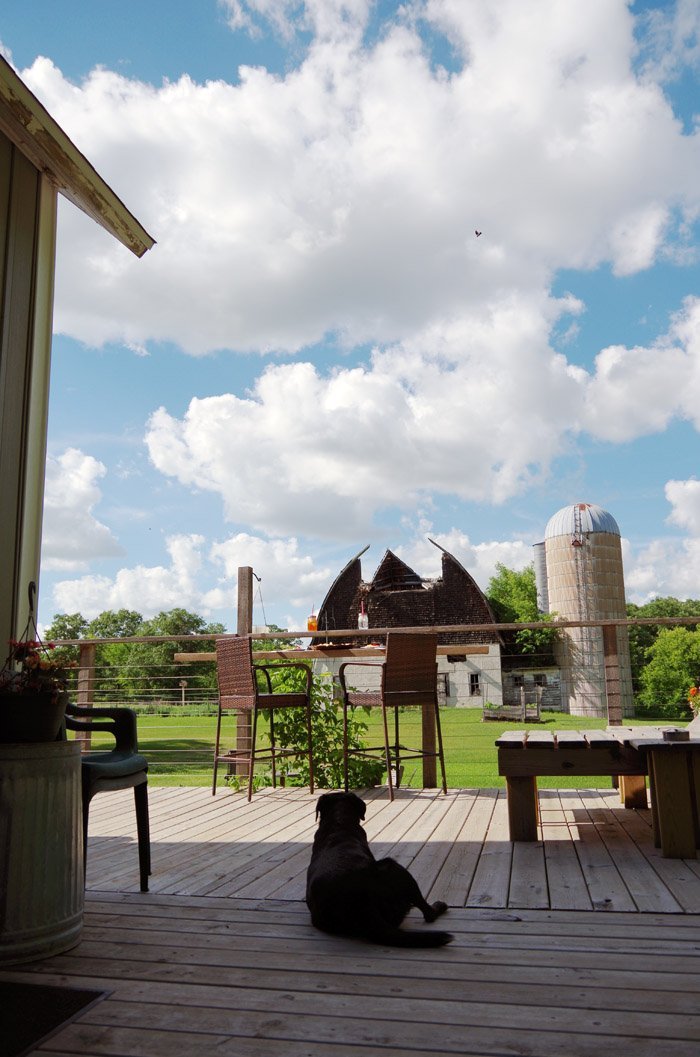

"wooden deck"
[4, 787, 700, 1056]
[84, 785, 700, 912]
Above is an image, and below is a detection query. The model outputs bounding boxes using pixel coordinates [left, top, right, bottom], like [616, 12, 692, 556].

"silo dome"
[545, 502, 620, 540]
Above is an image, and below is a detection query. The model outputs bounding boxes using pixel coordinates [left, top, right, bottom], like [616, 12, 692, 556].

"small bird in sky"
[475, 230, 482, 237]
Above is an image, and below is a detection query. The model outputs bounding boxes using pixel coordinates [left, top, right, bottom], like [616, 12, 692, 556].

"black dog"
[306, 792, 453, 948]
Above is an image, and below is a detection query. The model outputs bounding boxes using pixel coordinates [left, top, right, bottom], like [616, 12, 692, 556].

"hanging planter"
[0, 583, 74, 743]
[0, 682, 70, 743]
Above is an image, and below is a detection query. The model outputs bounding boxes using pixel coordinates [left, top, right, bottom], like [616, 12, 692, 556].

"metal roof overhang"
[0, 55, 155, 258]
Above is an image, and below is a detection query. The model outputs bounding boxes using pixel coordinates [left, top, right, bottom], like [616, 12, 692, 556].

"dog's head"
[315, 791, 366, 823]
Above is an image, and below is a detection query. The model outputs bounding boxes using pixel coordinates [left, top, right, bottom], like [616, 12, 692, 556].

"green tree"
[486, 563, 557, 658]
[83, 610, 146, 698]
[44, 612, 88, 641]
[43, 613, 88, 666]
[260, 674, 383, 790]
[44, 607, 226, 709]
[638, 626, 700, 716]
[627, 597, 700, 691]
[87, 609, 144, 639]
[116, 608, 226, 704]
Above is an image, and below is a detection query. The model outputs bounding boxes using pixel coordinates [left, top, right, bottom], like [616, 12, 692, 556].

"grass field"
[79, 707, 675, 789]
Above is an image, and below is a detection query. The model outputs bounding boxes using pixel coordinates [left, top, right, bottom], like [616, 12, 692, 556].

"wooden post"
[603, 625, 647, 806]
[603, 624, 623, 727]
[234, 566, 254, 778]
[506, 776, 539, 841]
[422, 700, 437, 788]
[75, 642, 96, 749]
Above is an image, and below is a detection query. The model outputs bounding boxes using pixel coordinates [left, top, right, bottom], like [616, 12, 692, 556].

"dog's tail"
[360, 907, 453, 948]
[366, 927, 454, 948]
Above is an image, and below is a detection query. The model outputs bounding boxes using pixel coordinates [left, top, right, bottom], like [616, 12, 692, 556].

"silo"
[543, 502, 634, 718]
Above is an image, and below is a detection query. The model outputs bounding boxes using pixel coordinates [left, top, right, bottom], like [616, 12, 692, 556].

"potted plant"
[0, 583, 73, 743]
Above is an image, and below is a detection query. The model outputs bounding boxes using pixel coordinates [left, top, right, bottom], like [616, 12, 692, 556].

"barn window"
[469, 673, 481, 696]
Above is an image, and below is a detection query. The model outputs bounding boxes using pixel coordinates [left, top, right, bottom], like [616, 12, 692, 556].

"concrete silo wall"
[545, 531, 634, 718]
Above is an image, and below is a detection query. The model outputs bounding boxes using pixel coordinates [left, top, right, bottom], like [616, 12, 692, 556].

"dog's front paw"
[424, 900, 448, 922]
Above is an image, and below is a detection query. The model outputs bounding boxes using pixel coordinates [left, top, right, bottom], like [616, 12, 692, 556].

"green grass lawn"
[77, 707, 679, 789]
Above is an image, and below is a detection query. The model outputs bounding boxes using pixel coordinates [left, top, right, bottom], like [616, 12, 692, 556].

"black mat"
[0, 980, 107, 1057]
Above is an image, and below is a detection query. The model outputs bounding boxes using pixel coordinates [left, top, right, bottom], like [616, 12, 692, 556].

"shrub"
[259, 673, 384, 789]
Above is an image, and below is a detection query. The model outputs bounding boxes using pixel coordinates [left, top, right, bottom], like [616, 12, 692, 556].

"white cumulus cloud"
[13, 0, 699, 357]
[665, 478, 700, 534]
[51, 533, 207, 618]
[41, 449, 124, 571]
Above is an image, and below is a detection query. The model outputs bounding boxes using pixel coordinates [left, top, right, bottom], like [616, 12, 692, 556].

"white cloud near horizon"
[41, 449, 124, 571]
[50, 533, 208, 618]
[49, 529, 332, 623]
[46, 521, 536, 624]
[47, 499, 700, 626]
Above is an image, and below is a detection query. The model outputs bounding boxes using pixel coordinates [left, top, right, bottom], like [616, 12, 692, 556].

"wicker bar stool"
[339, 631, 447, 800]
[213, 636, 315, 800]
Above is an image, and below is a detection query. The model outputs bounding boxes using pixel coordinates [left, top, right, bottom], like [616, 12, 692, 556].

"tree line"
[44, 608, 299, 708]
[45, 608, 227, 705]
[44, 572, 700, 715]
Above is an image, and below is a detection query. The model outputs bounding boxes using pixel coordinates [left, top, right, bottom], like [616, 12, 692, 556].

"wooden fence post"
[234, 566, 254, 778]
[75, 641, 96, 749]
[603, 624, 623, 727]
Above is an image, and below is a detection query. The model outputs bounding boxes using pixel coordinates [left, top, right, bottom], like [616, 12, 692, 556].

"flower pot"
[0, 691, 68, 743]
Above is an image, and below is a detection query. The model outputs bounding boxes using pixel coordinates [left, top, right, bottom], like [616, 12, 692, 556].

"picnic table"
[496, 725, 700, 859]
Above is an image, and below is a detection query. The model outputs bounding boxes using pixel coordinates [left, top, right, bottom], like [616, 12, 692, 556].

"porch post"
[0, 144, 56, 647]
[235, 566, 254, 777]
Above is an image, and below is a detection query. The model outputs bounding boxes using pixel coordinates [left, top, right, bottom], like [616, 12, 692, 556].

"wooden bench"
[497, 724, 700, 859]
[496, 729, 648, 842]
[483, 703, 541, 723]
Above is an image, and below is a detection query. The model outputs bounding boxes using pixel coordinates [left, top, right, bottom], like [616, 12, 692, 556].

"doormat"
[0, 980, 107, 1057]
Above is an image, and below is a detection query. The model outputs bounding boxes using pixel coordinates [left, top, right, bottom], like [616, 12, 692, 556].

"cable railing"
[46, 615, 700, 784]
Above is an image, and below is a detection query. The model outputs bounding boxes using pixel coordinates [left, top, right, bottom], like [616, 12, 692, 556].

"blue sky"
[2, 0, 700, 631]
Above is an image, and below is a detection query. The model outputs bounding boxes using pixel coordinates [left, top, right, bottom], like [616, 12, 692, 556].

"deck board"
[3, 891, 700, 1057]
[78, 785, 700, 912]
[9, 786, 700, 1055]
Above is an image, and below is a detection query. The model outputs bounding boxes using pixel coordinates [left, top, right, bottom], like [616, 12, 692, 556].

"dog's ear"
[352, 793, 366, 820]
[315, 793, 332, 820]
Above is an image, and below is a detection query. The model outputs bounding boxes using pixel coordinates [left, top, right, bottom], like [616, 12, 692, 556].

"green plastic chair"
[65, 703, 150, 892]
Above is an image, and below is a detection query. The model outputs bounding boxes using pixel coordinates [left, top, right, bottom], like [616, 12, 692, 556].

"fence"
[48, 615, 700, 786]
